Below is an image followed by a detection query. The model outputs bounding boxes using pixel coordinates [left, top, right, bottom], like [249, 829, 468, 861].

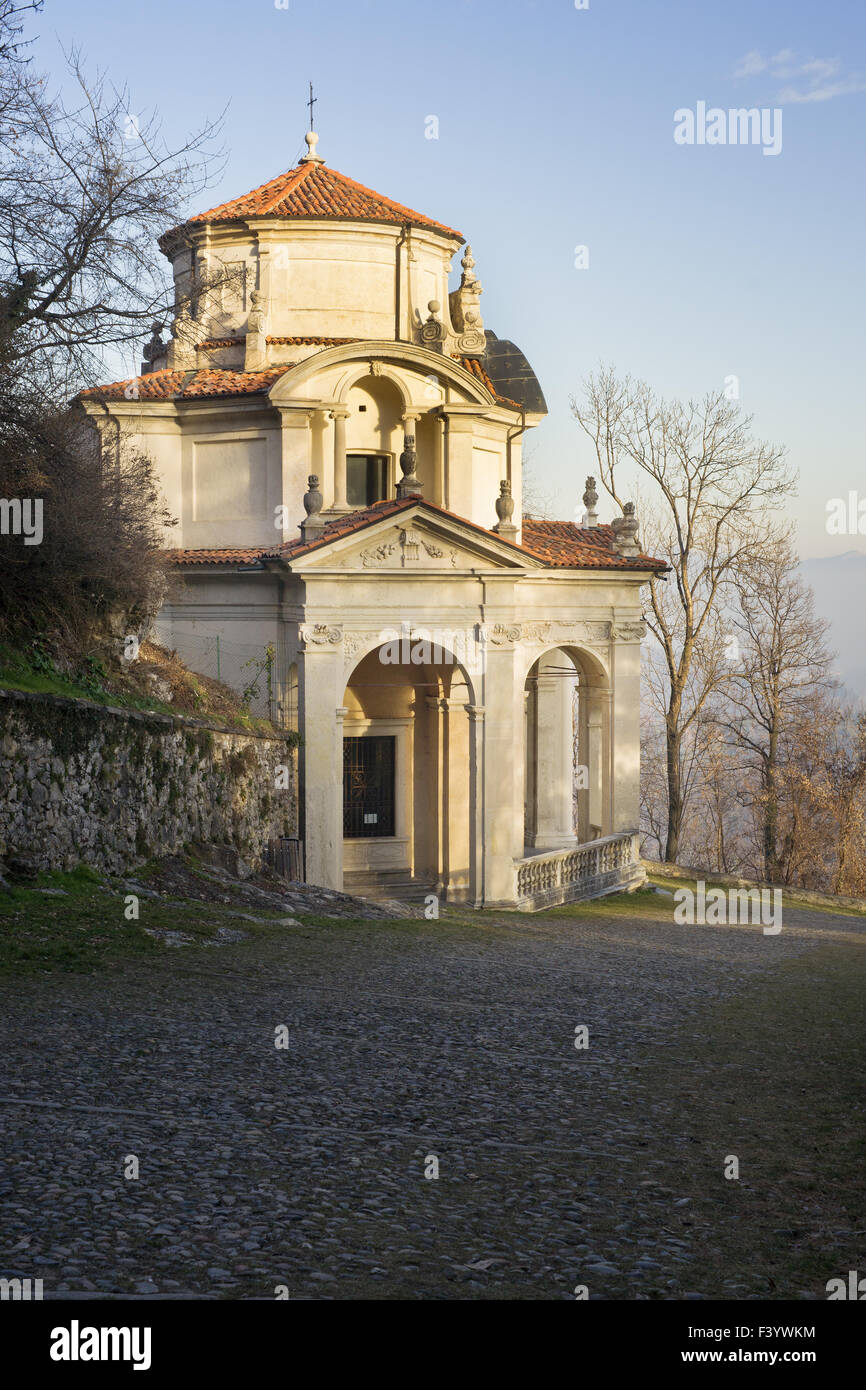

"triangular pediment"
[286, 503, 541, 572]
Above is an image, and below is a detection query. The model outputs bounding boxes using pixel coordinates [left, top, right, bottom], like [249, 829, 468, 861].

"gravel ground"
[0, 897, 861, 1300]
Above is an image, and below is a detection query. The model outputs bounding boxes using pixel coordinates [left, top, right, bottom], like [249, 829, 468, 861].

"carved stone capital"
[489, 623, 521, 645]
[300, 623, 342, 647]
[611, 621, 647, 641]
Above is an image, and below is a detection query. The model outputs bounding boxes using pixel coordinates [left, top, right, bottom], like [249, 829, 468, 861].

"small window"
[346, 453, 388, 507]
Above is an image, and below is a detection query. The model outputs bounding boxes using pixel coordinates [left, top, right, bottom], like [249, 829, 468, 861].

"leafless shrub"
[0, 373, 174, 649]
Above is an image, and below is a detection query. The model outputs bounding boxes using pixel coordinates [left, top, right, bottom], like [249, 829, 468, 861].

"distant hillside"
[800, 551, 866, 701]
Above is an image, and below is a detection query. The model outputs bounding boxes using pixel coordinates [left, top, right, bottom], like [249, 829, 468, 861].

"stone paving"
[0, 897, 860, 1300]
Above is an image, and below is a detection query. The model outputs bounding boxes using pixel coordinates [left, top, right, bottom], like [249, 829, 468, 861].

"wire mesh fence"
[151, 625, 288, 723]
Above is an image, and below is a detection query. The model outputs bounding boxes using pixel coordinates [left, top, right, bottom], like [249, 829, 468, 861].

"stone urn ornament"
[581, 475, 599, 528]
[397, 434, 422, 497]
[494, 479, 517, 536]
[301, 474, 325, 537]
[611, 501, 641, 556]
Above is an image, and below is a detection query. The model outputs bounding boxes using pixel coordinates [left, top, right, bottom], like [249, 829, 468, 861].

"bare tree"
[0, 9, 224, 389]
[521, 445, 557, 520]
[763, 695, 866, 894]
[0, 4, 225, 659]
[0, 1, 40, 63]
[572, 367, 794, 862]
[717, 533, 836, 881]
[0, 389, 174, 648]
[639, 714, 668, 859]
[821, 707, 866, 895]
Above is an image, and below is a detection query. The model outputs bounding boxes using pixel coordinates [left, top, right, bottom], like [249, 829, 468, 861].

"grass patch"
[0, 867, 294, 976]
[0, 640, 277, 733]
[0, 870, 158, 975]
[647, 871, 866, 920]
[539, 884, 672, 923]
[629, 938, 866, 1298]
[0, 641, 176, 715]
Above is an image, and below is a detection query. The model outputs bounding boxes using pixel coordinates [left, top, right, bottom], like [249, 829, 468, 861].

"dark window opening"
[343, 735, 395, 838]
[346, 453, 388, 507]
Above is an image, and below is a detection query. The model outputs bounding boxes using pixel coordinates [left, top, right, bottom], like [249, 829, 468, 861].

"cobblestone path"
[0, 902, 861, 1299]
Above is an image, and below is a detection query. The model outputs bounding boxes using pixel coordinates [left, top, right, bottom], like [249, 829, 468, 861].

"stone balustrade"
[513, 831, 643, 911]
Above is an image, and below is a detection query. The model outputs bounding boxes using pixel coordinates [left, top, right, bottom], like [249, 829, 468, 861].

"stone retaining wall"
[0, 688, 298, 875]
[642, 859, 866, 913]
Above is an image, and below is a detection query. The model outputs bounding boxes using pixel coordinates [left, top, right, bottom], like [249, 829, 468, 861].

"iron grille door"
[343, 735, 396, 838]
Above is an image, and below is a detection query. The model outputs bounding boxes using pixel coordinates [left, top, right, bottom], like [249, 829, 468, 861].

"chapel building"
[82, 130, 663, 909]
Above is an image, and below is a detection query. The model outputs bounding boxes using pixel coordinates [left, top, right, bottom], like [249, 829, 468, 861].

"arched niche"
[523, 645, 611, 850]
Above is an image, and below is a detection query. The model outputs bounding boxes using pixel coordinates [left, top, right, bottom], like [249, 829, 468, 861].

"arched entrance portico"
[340, 637, 479, 903]
[296, 620, 640, 910]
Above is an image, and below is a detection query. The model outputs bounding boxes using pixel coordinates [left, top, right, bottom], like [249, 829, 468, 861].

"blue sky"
[32, 0, 866, 558]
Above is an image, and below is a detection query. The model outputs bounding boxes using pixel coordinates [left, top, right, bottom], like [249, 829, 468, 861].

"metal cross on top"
[307, 82, 317, 131]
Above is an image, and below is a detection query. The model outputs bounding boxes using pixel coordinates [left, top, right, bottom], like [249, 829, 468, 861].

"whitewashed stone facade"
[81, 133, 662, 908]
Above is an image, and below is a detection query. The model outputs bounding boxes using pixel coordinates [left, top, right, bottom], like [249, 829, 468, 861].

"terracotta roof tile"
[163, 162, 463, 244]
[80, 367, 288, 402]
[521, 519, 664, 570]
[80, 369, 187, 401]
[267, 496, 423, 559]
[266, 335, 360, 346]
[181, 368, 285, 398]
[166, 547, 266, 567]
[164, 501, 665, 573]
[195, 336, 362, 349]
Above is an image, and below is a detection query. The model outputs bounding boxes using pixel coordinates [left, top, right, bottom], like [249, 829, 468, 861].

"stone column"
[523, 686, 535, 849]
[297, 633, 344, 890]
[432, 414, 445, 508]
[423, 695, 446, 890]
[466, 702, 485, 907]
[440, 696, 472, 900]
[610, 625, 643, 832]
[586, 694, 605, 840]
[531, 656, 576, 850]
[310, 409, 328, 496]
[480, 640, 521, 906]
[329, 408, 351, 511]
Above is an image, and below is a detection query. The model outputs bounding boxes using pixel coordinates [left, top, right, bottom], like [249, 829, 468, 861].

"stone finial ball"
[428, 300, 440, 314]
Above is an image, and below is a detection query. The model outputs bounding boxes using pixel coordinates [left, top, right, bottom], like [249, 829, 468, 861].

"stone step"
[343, 872, 435, 904]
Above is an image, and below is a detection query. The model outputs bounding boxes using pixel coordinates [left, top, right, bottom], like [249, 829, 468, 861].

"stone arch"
[333, 361, 412, 413]
[517, 640, 609, 688]
[267, 341, 496, 412]
[523, 644, 611, 850]
[284, 660, 299, 733]
[341, 635, 479, 902]
[343, 627, 479, 708]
